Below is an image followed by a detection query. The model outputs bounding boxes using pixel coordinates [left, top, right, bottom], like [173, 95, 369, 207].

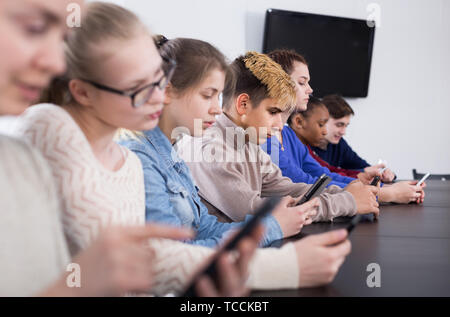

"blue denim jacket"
[119, 127, 283, 248]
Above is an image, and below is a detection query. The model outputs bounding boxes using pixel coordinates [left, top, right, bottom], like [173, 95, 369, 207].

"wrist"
[378, 187, 393, 203]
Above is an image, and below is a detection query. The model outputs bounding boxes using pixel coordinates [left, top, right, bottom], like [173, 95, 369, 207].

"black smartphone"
[181, 196, 282, 297]
[346, 214, 363, 233]
[296, 174, 332, 206]
[370, 176, 381, 186]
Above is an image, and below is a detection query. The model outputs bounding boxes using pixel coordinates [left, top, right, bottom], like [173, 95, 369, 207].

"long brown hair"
[41, 2, 149, 106]
[155, 36, 230, 96]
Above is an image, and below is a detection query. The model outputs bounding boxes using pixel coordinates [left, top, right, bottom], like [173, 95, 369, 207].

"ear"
[294, 114, 305, 129]
[235, 93, 250, 116]
[163, 83, 174, 106]
[69, 79, 94, 107]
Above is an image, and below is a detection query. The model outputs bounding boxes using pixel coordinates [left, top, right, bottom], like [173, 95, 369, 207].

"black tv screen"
[263, 9, 376, 98]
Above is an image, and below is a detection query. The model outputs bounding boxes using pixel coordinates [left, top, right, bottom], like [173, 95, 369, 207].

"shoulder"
[120, 135, 164, 174]
[0, 135, 56, 186]
[0, 135, 43, 164]
[19, 103, 72, 125]
[338, 138, 350, 147]
[16, 104, 83, 143]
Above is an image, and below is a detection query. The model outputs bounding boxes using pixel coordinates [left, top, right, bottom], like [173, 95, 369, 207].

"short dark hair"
[287, 96, 326, 125]
[321, 94, 354, 119]
[223, 56, 268, 110]
[267, 49, 308, 75]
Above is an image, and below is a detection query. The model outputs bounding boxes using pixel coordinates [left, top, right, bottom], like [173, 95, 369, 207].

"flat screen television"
[263, 9, 376, 98]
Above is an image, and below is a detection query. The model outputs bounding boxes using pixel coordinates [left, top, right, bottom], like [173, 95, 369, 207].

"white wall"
[106, 0, 450, 178]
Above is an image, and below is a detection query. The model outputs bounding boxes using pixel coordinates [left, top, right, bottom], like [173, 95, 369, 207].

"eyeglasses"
[81, 57, 176, 108]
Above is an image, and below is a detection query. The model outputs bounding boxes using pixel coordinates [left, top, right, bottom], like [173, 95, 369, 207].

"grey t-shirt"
[0, 135, 69, 296]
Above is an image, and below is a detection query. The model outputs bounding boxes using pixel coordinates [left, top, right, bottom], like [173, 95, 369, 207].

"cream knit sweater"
[0, 135, 70, 296]
[16, 104, 300, 295]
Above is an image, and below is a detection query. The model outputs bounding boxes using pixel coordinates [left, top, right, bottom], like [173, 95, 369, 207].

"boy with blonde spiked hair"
[176, 51, 380, 224]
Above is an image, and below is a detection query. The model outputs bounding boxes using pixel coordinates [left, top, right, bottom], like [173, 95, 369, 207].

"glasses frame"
[81, 57, 176, 108]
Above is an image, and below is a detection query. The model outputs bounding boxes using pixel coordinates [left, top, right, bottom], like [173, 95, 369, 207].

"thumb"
[297, 197, 320, 212]
[369, 185, 379, 196]
[307, 229, 348, 246]
[374, 163, 386, 169]
[283, 195, 297, 207]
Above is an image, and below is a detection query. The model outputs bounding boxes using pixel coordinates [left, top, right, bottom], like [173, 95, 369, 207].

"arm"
[310, 148, 361, 178]
[302, 145, 355, 186]
[259, 149, 357, 222]
[131, 145, 283, 248]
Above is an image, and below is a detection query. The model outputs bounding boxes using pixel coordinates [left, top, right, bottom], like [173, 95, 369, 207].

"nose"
[34, 34, 67, 77]
[274, 113, 284, 131]
[209, 97, 223, 116]
[307, 84, 313, 95]
[322, 126, 328, 136]
[149, 85, 165, 105]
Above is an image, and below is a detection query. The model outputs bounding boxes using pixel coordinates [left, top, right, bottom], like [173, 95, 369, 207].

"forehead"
[259, 97, 290, 112]
[99, 34, 162, 85]
[290, 61, 310, 79]
[310, 104, 329, 117]
[26, 0, 81, 20]
[332, 115, 352, 123]
[197, 68, 226, 89]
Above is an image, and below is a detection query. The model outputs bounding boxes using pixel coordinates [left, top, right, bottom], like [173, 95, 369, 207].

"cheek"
[95, 96, 144, 128]
[297, 86, 307, 99]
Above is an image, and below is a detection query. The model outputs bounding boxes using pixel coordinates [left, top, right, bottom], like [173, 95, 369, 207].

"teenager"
[120, 37, 320, 247]
[0, 0, 195, 297]
[267, 50, 426, 204]
[264, 50, 381, 185]
[290, 97, 426, 204]
[176, 51, 380, 227]
[313, 94, 396, 181]
[121, 39, 355, 288]
[12, 2, 262, 296]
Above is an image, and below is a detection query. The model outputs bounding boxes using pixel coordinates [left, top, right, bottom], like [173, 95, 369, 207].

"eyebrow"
[203, 88, 219, 93]
[126, 61, 164, 90]
[27, 4, 63, 26]
[269, 107, 283, 113]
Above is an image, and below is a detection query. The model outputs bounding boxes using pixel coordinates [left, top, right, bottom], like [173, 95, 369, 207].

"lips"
[148, 110, 162, 120]
[203, 121, 215, 129]
[15, 81, 46, 102]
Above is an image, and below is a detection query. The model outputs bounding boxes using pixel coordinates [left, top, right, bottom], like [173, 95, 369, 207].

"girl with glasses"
[14, 1, 262, 296]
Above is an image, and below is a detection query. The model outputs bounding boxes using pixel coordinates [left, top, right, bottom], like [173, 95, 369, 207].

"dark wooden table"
[252, 180, 450, 297]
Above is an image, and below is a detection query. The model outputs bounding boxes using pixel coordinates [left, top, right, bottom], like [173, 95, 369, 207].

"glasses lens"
[133, 86, 155, 108]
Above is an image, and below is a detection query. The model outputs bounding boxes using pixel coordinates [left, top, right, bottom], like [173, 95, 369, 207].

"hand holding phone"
[181, 196, 282, 297]
[416, 173, 430, 187]
[370, 176, 381, 186]
[297, 174, 331, 206]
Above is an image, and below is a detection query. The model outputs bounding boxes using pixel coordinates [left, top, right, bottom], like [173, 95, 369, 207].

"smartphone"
[296, 174, 332, 206]
[346, 214, 363, 233]
[370, 176, 381, 186]
[181, 196, 282, 297]
[416, 173, 430, 187]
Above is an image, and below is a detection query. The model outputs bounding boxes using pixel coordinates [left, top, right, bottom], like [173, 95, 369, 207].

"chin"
[0, 99, 30, 116]
[135, 120, 159, 133]
[298, 104, 308, 112]
[330, 139, 340, 144]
